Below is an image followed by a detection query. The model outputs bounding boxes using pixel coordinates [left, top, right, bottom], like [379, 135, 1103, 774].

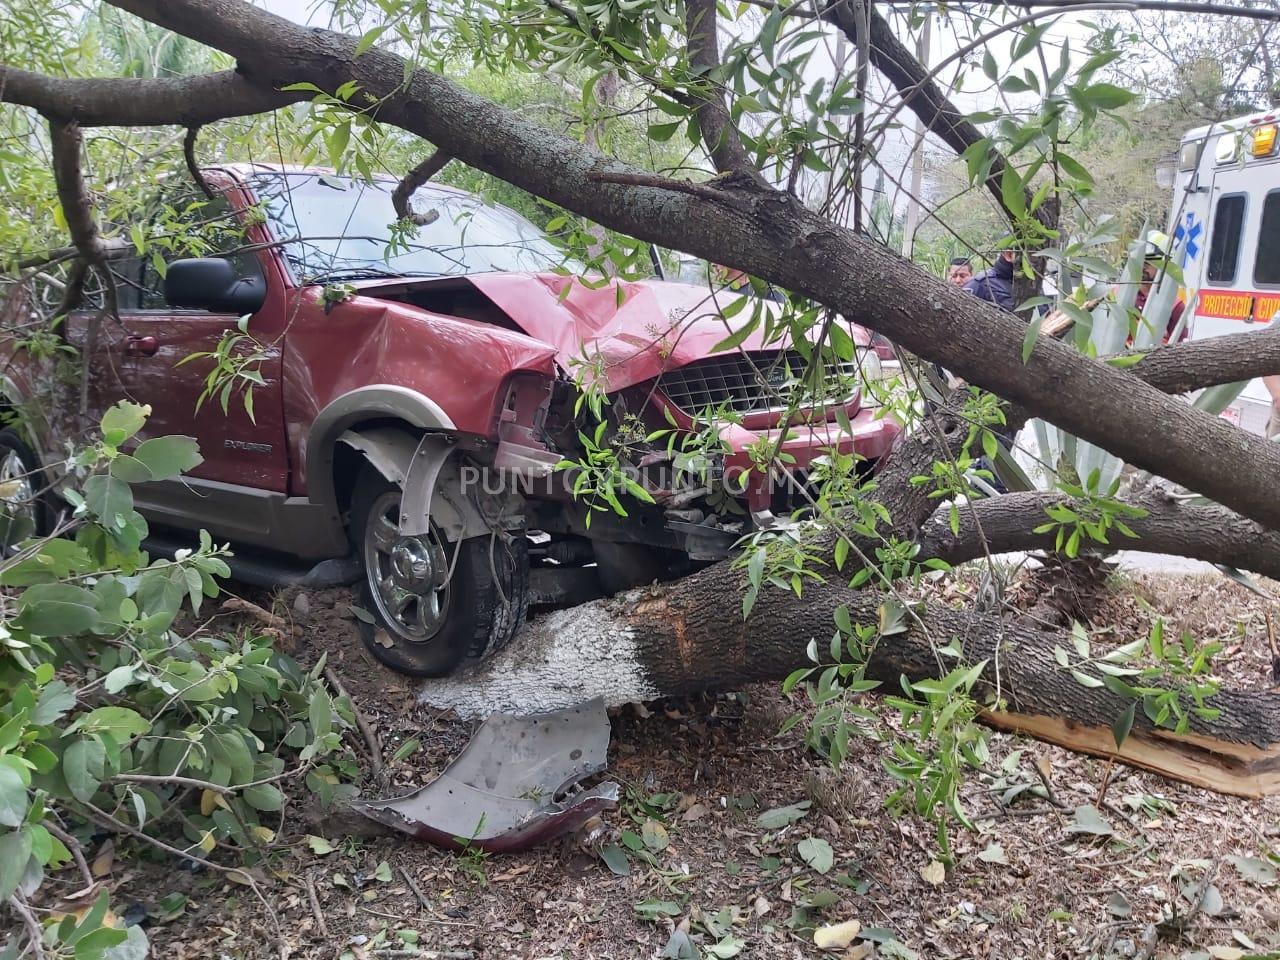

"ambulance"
[1166, 111, 1280, 435]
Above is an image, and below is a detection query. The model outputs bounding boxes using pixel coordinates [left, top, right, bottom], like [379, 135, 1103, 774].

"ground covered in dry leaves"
[117, 569, 1279, 960]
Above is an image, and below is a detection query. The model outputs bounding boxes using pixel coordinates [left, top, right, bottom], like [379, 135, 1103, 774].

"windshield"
[249, 172, 574, 282]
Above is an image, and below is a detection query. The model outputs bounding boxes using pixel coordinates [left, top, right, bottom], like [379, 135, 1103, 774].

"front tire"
[349, 467, 528, 677]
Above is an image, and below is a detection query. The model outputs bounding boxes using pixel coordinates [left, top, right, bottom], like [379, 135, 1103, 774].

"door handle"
[125, 335, 159, 357]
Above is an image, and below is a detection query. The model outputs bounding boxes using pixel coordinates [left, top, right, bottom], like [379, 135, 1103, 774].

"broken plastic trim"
[353, 698, 618, 852]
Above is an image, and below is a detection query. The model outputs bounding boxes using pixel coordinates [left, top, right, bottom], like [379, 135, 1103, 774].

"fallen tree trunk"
[420, 570, 1280, 798]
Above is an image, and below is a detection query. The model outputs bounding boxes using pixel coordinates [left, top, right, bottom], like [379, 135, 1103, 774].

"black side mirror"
[163, 258, 266, 315]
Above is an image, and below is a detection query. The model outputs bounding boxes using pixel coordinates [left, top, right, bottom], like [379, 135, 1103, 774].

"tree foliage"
[0, 403, 354, 957]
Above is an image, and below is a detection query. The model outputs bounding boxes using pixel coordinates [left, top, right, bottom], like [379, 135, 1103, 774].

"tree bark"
[392, 148, 451, 225]
[918, 486, 1280, 580]
[684, 0, 760, 178]
[421, 568, 1280, 798]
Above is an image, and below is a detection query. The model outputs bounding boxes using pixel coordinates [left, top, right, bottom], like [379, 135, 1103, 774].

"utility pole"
[900, 13, 932, 259]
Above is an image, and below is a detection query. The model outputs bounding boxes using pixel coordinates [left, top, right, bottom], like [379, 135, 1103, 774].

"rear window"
[1255, 190, 1280, 285]
[1206, 194, 1246, 284]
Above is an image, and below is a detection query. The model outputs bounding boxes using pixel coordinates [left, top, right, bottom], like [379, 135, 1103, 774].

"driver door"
[73, 182, 289, 493]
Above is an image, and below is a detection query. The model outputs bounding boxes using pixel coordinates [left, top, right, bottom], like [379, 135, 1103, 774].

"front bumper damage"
[353, 699, 618, 852]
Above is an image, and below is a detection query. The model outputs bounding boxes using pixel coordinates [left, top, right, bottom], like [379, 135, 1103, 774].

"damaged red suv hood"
[354, 272, 867, 392]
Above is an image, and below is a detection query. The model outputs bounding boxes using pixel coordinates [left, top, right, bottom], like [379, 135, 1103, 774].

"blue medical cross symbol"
[1173, 212, 1202, 261]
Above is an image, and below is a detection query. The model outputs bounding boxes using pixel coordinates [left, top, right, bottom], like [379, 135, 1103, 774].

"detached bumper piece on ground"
[354, 698, 618, 852]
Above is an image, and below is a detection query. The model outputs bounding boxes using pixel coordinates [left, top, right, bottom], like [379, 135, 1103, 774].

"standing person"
[963, 250, 1016, 311]
[946, 257, 972, 287]
[1134, 230, 1186, 343]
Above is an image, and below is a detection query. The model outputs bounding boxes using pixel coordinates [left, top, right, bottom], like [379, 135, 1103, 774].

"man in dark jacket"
[963, 251, 1016, 311]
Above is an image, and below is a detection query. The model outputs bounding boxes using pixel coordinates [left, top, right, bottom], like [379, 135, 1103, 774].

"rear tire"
[349, 467, 528, 677]
[0, 428, 53, 553]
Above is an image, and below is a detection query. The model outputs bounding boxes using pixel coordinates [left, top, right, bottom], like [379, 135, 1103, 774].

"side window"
[1206, 194, 1246, 284]
[1254, 191, 1280, 286]
[78, 259, 141, 312]
[137, 193, 264, 310]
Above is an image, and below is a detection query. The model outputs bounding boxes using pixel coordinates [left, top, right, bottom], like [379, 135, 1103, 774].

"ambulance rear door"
[1192, 141, 1280, 430]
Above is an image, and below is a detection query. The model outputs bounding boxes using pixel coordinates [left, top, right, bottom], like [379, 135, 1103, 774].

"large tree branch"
[0, 66, 302, 126]
[420, 561, 1280, 797]
[1128, 324, 1280, 393]
[919, 487, 1280, 580]
[800, 1, 1033, 224]
[683, 0, 760, 177]
[48, 120, 110, 267]
[48, 119, 125, 414]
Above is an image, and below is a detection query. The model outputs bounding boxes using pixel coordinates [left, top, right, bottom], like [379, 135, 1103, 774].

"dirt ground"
[119, 569, 1279, 960]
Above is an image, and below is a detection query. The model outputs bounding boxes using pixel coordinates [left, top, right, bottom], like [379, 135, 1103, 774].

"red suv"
[0, 166, 898, 675]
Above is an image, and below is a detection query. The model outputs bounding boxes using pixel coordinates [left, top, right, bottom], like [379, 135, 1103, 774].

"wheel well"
[330, 418, 427, 522]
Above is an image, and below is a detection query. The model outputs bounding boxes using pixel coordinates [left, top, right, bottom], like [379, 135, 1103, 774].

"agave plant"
[1014, 226, 1248, 501]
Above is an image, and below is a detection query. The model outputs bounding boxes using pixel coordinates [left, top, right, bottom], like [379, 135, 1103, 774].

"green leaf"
[0, 756, 31, 828]
[17, 583, 103, 636]
[83, 474, 135, 528]
[641, 819, 669, 851]
[634, 898, 682, 920]
[63, 737, 106, 804]
[0, 827, 34, 900]
[599, 843, 630, 876]
[647, 120, 682, 142]
[981, 49, 998, 81]
[1070, 669, 1104, 689]
[1082, 82, 1134, 110]
[391, 738, 420, 763]
[100, 401, 149, 446]
[243, 783, 283, 812]
[1065, 803, 1114, 836]
[326, 122, 351, 169]
[1227, 855, 1278, 886]
[1056, 152, 1093, 184]
[70, 706, 150, 740]
[709, 315, 760, 354]
[309, 688, 333, 740]
[1111, 701, 1137, 748]
[960, 138, 991, 185]
[31, 680, 76, 724]
[131, 436, 203, 481]
[74, 926, 128, 960]
[108, 454, 153, 483]
[354, 24, 387, 56]
[99, 925, 148, 960]
[1000, 164, 1026, 218]
[796, 836, 834, 874]
[756, 800, 810, 830]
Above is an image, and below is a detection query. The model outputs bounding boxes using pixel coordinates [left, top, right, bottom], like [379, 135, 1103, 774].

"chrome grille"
[657, 350, 862, 416]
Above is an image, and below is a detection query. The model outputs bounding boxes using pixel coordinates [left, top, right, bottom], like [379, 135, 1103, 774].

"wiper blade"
[305, 267, 401, 284]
